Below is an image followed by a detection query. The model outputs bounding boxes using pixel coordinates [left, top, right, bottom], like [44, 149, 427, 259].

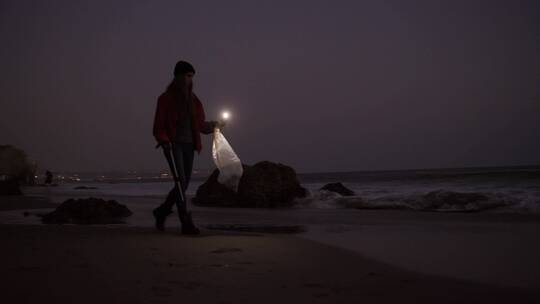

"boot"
[179, 211, 200, 235]
[153, 207, 173, 231]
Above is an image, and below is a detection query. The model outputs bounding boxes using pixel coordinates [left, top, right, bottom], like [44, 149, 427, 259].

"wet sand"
[0, 195, 58, 211]
[1, 224, 539, 303]
[2, 190, 540, 303]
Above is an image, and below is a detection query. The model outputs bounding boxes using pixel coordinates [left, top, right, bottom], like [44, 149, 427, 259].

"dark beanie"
[173, 60, 195, 77]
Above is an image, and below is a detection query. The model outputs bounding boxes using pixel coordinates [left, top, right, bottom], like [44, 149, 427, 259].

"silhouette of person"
[152, 60, 225, 234]
[45, 170, 53, 185]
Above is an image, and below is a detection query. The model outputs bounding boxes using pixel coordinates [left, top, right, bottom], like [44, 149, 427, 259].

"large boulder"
[0, 145, 36, 187]
[320, 182, 355, 196]
[193, 161, 307, 208]
[73, 186, 98, 190]
[0, 179, 22, 195]
[42, 197, 132, 224]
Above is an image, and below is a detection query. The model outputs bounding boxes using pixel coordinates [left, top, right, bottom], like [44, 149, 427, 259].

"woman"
[152, 60, 225, 234]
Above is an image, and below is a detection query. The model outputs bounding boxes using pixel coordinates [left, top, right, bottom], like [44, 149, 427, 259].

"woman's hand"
[159, 141, 172, 151]
[215, 120, 227, 129]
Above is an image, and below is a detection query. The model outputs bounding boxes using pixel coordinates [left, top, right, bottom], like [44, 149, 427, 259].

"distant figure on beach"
[152, 60, 225, 235]
[45, 170, 53, 185]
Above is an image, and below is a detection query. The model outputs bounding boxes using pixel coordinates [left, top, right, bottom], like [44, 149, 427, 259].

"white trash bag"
[212, 127, 243, 192]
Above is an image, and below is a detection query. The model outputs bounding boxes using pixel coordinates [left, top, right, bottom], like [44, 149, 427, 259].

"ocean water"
[29, 166, 540, 214]
[296, 166, 540, 213]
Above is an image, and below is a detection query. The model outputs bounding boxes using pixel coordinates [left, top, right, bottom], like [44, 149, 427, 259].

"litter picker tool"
[165, 144, 185, 204]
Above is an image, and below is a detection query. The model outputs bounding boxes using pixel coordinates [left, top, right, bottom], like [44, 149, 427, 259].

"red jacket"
[152, 90, 215, 155]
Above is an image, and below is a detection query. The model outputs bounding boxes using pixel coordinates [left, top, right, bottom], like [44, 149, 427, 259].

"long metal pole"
[167, 146, 186, 204]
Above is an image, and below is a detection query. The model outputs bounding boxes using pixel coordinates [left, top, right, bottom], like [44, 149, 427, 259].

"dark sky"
[1, 0, 539, 173]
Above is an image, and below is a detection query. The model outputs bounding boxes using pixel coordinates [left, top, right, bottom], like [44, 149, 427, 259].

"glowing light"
[221, 111, 230, 120]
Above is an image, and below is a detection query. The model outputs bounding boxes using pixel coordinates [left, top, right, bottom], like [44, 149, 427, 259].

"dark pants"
[157, 142, 194, 217]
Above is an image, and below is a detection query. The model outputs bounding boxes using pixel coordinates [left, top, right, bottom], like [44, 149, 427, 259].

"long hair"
[166, 76, 194, 119]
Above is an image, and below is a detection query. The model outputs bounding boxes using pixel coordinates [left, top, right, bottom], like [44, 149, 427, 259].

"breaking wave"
[294, 189, 540, 213]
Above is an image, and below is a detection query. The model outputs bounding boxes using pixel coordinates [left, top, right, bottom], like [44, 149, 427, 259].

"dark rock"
[73, 186, 98, 190]
[193, 161, 307, 208]
[41, 197, 132, 224]
[192, 167, 241, 207]
[0, 179, 22, 195]
[0, 145, 37, 185]
[36, 183, 58, 187]
[238, 161, 308, 207]
[320, 182, 355, 196]
[209, 247, 243, 254]
[45, 170, 53, 184]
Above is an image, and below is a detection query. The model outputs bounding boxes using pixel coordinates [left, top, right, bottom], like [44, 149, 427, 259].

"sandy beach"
[2, 188, 540, 303]
[2, 223, 540, 304]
